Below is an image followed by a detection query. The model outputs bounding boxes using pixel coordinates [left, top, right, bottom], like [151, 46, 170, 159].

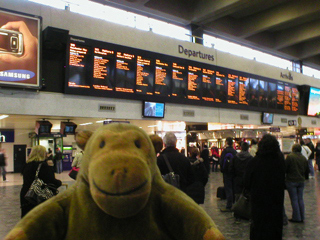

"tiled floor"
[1, 171, 320, 239]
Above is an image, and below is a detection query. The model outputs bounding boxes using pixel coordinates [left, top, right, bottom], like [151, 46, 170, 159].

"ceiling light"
[79, 122, 93, 126]
[0, 115, 9, 120]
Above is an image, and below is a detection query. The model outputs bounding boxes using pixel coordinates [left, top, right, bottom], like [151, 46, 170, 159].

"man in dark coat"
[220, 137, 237, 212]
[244, 134, 285, 240]
[200, 144, 210, 174]
[157, 132, 194, 193]
[230, 142, 252, 199]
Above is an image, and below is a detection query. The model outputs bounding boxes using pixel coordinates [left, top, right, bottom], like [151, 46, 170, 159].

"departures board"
[65, 35, 299, 115]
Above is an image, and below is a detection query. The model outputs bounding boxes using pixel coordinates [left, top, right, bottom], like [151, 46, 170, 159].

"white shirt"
[301, 145, 311, 160]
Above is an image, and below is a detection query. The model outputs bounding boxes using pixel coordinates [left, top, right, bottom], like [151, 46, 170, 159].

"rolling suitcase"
[216, 186, 226, 199]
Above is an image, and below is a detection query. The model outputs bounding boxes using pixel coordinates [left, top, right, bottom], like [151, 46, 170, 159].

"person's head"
[190, 147, 200, 158]
[241, 142, 249, 152]
[27, 145, 47, 163]
[163, 132, 177, 147]
[149, 134, 163, 154]
[257, 134, 280, 156]
[292, 143, 302, 153]
[226, 137, 233, 147]
[304, 138, 311, 144]
[203, 144, 208, 149]
[251, 139, 258, 145]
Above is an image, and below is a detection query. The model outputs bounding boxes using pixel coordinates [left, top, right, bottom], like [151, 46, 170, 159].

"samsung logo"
[0, 70, 34, 81]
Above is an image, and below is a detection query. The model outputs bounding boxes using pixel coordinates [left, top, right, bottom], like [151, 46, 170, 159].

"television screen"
[307, 87, 320, 117]
[262, 112, 274, 124]
[60, 122, 77, 135]
[142, 101, 165, 118]
[0, 8, 41, 89]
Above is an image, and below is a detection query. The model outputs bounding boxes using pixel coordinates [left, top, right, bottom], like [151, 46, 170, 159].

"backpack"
[220, 152, 234, 173]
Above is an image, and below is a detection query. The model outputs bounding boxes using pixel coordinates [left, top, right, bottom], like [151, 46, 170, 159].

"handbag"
[25, 163, 57, 205]
[231, 192, 251, 220]
[161, 154, 180, 189]
[69, 167, 79, 180]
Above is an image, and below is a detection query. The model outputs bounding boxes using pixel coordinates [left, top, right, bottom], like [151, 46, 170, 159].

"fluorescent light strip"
[79, 122, 93, 126]
[0, 115, 9, 120]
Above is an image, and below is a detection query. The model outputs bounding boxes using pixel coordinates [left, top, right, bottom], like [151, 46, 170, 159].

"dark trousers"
[223, 173, 233, 209]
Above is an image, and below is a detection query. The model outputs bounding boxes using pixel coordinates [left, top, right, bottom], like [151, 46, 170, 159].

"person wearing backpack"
[220, 137, 237, 212]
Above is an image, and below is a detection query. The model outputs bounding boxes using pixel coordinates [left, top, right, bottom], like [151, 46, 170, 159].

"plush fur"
[5, 123, 224, 240]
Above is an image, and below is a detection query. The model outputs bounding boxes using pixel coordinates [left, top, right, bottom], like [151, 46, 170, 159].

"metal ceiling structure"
[90, 0, 320, 71]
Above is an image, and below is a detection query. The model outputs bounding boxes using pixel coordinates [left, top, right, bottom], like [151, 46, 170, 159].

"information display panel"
[249, 78, 259, 107]
[215, 71, 227, 103]
[277, 83, 284, 110]
[92, 47, 115, 91]
[202, 68, 215, 102]
[238, 76, 249, 105]
[268, 82, 277, 109]
[259, 80, 268, 108]
[65, 35, 301, 115]
[187, 65, 201, 100]
[115, 52, 136, 93]
[68, 43, 92, 88]
[136, 55, 154, 95]
[172, 62, 187, 98]
[292, 87, 299, 112]
[227, 74, 238, 104]
[155, 59, 171, 97]
[284, 84, 292, 111]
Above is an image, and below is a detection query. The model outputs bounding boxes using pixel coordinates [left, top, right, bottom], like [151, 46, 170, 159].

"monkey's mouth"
[93, 179, 148, 196]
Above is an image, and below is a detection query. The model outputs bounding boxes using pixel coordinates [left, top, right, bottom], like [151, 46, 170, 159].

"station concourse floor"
[1, 170, 320, 239]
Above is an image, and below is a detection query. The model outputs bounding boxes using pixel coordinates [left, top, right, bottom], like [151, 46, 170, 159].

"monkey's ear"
[75, 131, 93, 150]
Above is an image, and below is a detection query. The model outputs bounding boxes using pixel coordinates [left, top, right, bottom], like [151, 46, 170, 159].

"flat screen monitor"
[0, 8, 41, 89]
[307, 87, 320, 117]
[142, 101, 165, 118]
[262, 112, 274, 124]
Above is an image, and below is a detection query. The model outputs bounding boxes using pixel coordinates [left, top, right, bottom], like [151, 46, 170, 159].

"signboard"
[0, 8, 41, 89]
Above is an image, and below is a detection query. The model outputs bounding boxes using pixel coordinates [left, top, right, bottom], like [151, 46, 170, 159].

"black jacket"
[157, 147, 195, 193]
[20, 161, 62, 210]
[230, 151, 252, 194]
[244, 152, 285, 240]
[307, 142, 315, 159]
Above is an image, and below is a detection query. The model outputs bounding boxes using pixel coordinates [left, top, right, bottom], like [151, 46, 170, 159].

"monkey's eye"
[100, 140, 105, 148]
[134, 140, 141, 149]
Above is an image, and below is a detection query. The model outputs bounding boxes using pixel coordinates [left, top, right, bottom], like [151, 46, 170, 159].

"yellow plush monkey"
[5, 123, 224, 240]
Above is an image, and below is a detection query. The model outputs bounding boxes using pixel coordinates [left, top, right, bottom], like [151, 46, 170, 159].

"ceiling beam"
[191, 0, 251, 24]
[275, 20, 320, 50]
[239, 0, 320, 38]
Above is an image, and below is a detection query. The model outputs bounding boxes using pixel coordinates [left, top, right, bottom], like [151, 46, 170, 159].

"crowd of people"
[17, 132, 319, 239]
[150, 132, 318, 240]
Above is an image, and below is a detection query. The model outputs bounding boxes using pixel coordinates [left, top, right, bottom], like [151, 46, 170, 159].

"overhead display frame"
[65, 35, 299, 115]
[0, 8, 41, 89]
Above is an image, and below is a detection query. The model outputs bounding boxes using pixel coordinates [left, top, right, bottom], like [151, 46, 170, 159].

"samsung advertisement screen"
[143, 101, 165, 118]
[307, 87, 320, 117]
[0, 8, 41, 89]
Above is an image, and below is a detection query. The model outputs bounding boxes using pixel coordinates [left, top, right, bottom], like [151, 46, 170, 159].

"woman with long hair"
[20, 145, 62, 218]
[244, 134, 286, 240]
